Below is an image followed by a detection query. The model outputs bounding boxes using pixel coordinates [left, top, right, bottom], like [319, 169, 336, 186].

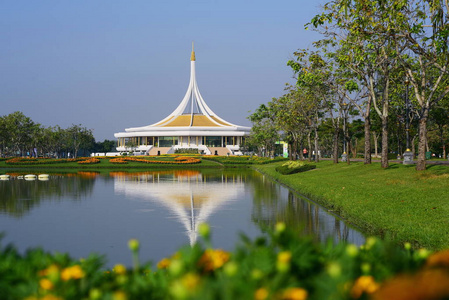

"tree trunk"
[307, 132, 312, 162]
[289, 143, 293, 160]
[373, 132, 379, 158]
[314, 126, 319, 163]
[416, 113, 429, 171]
[381, 116, 389, 168]
[299, 141, 304, 160]
[364, 99, 372, 164]
[346, 137, 350, 165]
[333, 125, 339, 164]
[353, 139, 358, 159]
[293, 139, 298, 160]
[440, 126, 446, 159]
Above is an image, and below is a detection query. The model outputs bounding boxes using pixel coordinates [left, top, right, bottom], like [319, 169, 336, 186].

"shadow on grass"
[426, 164, 449, 174]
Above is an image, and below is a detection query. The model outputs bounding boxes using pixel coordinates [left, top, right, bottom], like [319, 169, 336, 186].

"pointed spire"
[191, 41, 196, 61]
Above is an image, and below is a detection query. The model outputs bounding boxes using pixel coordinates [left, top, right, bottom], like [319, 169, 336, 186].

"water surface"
[0, 169, 364, 268]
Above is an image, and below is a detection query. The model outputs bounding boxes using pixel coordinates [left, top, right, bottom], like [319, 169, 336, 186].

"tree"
[394, 1, 449, 170]
[94, 139, 117, 153]
[66, 124, 94, 158]
[288, 49, 332, 163]
[3, 111, 39, 156]
[271, 87, 314, 160]
[247, 104, 279, 157]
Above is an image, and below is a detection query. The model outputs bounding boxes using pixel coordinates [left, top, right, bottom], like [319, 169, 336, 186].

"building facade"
[114, 46, 250, 155]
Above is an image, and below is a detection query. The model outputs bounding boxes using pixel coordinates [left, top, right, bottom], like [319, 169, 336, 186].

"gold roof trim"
[153, 116, 174, 127]
[161, 115, 222, 127]
[211, 116, 232, 126]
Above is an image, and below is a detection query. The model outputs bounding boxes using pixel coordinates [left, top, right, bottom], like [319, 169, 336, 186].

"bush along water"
[2, 224, 449, 300]
[275, 161, 317, 175]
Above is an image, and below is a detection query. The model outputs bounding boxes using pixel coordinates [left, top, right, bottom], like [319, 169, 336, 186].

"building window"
[225, 136, 235, 146]
[205, 136, 222, 147]
[159, 136, 178, 147]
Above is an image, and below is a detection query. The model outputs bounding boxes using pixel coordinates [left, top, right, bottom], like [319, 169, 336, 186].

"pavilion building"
[114, 45, 251, 155]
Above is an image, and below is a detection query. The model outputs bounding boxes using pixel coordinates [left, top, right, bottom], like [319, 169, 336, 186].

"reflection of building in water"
[113, 171, 244, 245]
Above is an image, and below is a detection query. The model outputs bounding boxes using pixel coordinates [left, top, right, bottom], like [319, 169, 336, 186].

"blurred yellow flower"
[198, 249, 230, 272]
[157, 258, 171, 269]
[39, 278, 54, 290]
[112, 290, 128, 300]
[181, 272, 201, 291]
[128, 239, 140, 251]
[61, 265, 85, 281]
[254, 288, 269, 300]
[39, 264, 59, 277]
[350, 275, 379, 299]
[281, 287, 308, 300]
[278, 251, 292, 264]
[113, 264, 127, 275]
[41, 295, 64, 300]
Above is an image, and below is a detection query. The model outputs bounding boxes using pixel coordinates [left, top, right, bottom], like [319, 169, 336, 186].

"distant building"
[114, 45, 250, 155]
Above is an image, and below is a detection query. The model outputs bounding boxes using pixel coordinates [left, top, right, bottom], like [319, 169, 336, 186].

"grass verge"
[253, 160, 449, 251]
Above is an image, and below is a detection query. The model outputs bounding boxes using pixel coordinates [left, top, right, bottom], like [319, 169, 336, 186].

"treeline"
[247, 0, 449, 170]
[0, 111, 116, 158]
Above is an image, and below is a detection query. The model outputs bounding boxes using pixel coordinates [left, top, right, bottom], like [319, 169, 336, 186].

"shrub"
[276, 160, 316, 175]
[175, 148, 200, 154]
[0, 224, 444, 300]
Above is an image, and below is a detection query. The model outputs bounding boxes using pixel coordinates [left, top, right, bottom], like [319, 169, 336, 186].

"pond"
[0, 169, 364, 268]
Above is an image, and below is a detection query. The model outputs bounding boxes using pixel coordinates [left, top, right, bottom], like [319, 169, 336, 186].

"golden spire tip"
[191, 41, 196, 61]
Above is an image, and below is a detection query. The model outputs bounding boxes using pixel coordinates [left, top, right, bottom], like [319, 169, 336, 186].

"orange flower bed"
[77, 158, 100, 164]
[109, 156, 201, 165]
[6, 157, 84, 165]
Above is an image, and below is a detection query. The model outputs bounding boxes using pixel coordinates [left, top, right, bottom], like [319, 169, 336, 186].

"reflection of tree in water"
[250, 176, 356, 244]
[0, 173, 96, 218]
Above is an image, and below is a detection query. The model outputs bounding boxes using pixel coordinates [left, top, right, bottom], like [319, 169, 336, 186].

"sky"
[1, 0, 326, 141]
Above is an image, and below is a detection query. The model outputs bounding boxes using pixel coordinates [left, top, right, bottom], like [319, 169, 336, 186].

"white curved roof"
[115, 45, 250, 138]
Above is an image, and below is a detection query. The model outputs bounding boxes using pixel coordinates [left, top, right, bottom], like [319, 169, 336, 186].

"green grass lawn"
[0, 157, 222, 169]
[253, 161, 449, 250]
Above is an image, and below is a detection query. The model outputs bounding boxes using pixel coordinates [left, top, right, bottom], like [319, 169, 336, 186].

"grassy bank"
[253, 161, 449, 251]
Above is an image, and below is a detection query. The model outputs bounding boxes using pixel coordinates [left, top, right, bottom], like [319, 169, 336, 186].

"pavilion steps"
[207, 147, 232, 156]
[147, 147, 172, 156]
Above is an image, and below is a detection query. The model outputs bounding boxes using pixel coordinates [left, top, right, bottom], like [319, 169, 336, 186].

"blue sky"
[1, 0, 325, 141]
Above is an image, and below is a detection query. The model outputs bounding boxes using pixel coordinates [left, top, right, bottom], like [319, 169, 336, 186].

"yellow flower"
[350, 275, 379, 299]
[277, 251, 292, 264]
[39, 278, 54, 290]
[39, 264, 59, 278]
[281, 287, 308, 300]
[181, 272, 201, 292]
[112, 290, 128, 300]
[41, 295, 64, 300]
[128, 239, 140, 251]
[61, 265, 85, 281]
[157, 258, 171, 269]
[198, 249, 230, 272]
[275, 222, 286, 234]
[277, 251, 292, 272]
[113, 264, 127, 275]
[254, 288, 269, 300]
